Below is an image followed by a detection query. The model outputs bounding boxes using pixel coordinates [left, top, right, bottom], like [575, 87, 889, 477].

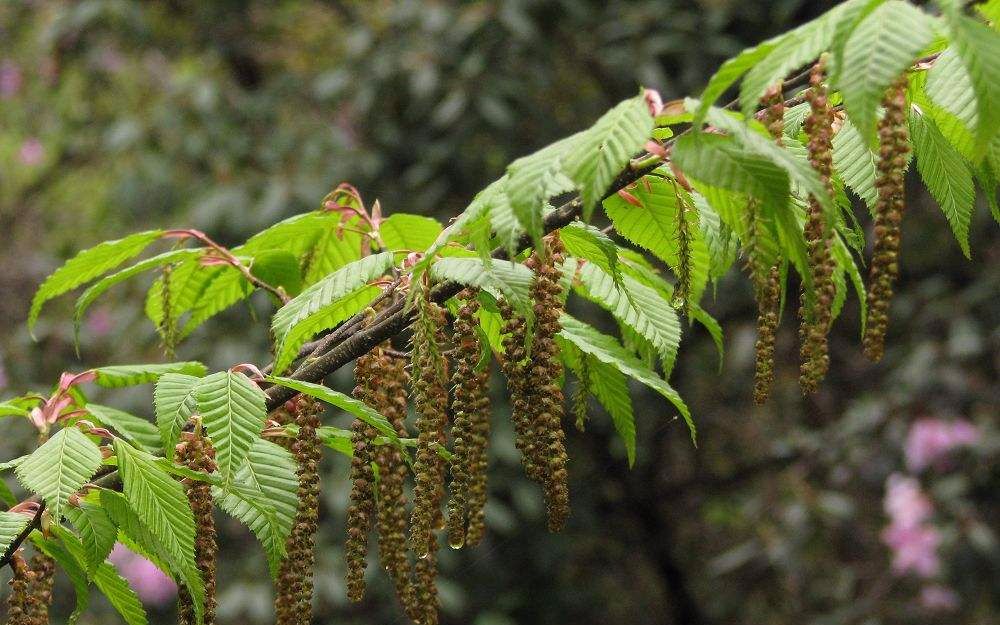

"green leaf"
[29, 230, 163, 334]
[588, 358, 636, 467]
[556, 314, 694, 442]
[559, 222, 622, 283]
[573, 263, 681, 373]
[92, 362, 207, 388]
[380, 213, 444, 255]
[250, 250, 304, 298]
[301, 226, 364, 286]
[672, 133, 790, 212]
[838, 0, 936, 144]
[430, 257, 535, 314]
[66, 501, 118, 577]
[739, 0, 869, 116]
[15, 427, 102, 520]
[112, 440, 202, 618]
[196, 371, 268, 483]
[925, 48, 978, 133]
[603, 174, 711, 306]
[940, 2, 1000, 158]
[212, 438, 297, 577]
[94, 558, 150, 625]
[910, 112, 975, 258]
[506, 134, 583, 243]
[690, 190, 738, 279]
[563, 95, 654, 219]
[86, 404, 162, 454]
[692, 305, 725, 371]
[265, 376, 398, 441]
[74, 249, 200, 345]
[178, 266, 255, 340]
[832, 118, 879, 210]
[0, 511, 32, 556]
[694, 41, 779, 127]
[153, 373, 201, 462]
[271, 252, 394, 374]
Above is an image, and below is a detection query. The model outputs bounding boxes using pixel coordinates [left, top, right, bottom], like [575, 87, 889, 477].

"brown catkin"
[345, 352, 378, 602]
[275, 396, 323, 625]
[863, 76, 910, 362]
[176, 430, 218, 625]
[408, 296, 449, 561]
[799, 59, 837, 393]
[410, 532, 439, 625]
[371, 345, 416, 614]
[752, 85, 785, 405]
[5, 551, 31, 625]
[446, 291, 492, 550]
[25, 552, 54, 625]
[499, 299, 543, 482]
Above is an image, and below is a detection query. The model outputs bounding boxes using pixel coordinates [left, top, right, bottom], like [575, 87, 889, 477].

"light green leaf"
[178, 265, 255, 340]
[86, 404, 162, 454]
[556, 314, 694, 442]
[196, 371, 268, 483]
[940, 3, 1000, 158]
[153, 373, 201, 462]
[506, 134, 584, 243]
[380, 213, 443, 254]
[265, 376, 397, 441]
[74, 249, 200, 345]
[29, 230, 163, 334]
[693, 41, 778, 127]
[94, 558, 149, 625]
[250, 250, 303, 298]
[838, 0, 936, 144]
[271, 252, 394, 374]
[212, 438, 297, 577]
[0, 511, 32, 556]
[559, 222, 622, 283]
[15, 427, 102, 520]
[832, 118, 879, 210]
[430, 257, 535, 314]
[573, 263, 681, 373]
[562, 95, 654, 219]
[603, 174, 711, 306]
[588, 358, 636, 467]
[66, 501, 118, 577]
[92, 362, 207, 388]
[910, 112, 975, 258]
[692, 305, 725, 371]
[112, 440, 202, 618]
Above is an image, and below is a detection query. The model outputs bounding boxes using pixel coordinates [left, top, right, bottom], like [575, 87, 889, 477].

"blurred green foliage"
[1, 1, 997, 624]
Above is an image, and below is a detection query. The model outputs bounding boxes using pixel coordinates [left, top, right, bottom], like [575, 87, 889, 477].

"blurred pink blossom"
[919, 584, 960, 611]
[0, 60, 22, 98]
[18, 138, 45, 166]
[905, 418, 980, 472]
[882, 474, 941, 578]
[85, 306, 114, 337]
[109, 544, 177, 606]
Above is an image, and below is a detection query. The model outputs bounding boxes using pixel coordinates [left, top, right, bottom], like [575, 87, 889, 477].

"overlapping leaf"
[196, 371, 268, 482]
[15, 427, 102, 520]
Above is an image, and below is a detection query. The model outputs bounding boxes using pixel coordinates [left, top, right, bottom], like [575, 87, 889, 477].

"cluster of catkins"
[799, 58, 837, 393]
[4, 550, 54, 625]
[750, 84, 785, 405]
[273, 395, 323, 625]
[501, 233, 570, 531]
[176, 429, 218, 625]
[863, 76, 910, 362]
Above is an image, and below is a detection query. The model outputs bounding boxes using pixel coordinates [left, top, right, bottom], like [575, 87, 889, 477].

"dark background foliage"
[1, 1, 997, 624]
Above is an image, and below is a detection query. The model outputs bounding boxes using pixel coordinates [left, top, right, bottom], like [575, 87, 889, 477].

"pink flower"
[919, 584, 960, 611]
[905, 418, 980, 472]
[882, 522, 941, 577]
[18, 138, 44, 166]
[85, 306, 114, 337]
[0, 60, 21, 98]
[882, 474, 941, 579]
[109, 544, 177, 606]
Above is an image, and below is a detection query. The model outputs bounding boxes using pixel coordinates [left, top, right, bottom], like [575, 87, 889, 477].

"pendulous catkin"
[5, 551, 31, 625]
[446, 291, 492, 550]
[410, 532, 439, 625]
[345, 352, 378, 602]
[274, 396, 323, 625]
[371, 345, 416, 614]
[176, 429, 218, 625]
[752, 85, 785, 405]
[799, 59, 837, 393]
[863, 76, 910, 362]
[408, 295, 449, 561]
[501, 234, 570, 531]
